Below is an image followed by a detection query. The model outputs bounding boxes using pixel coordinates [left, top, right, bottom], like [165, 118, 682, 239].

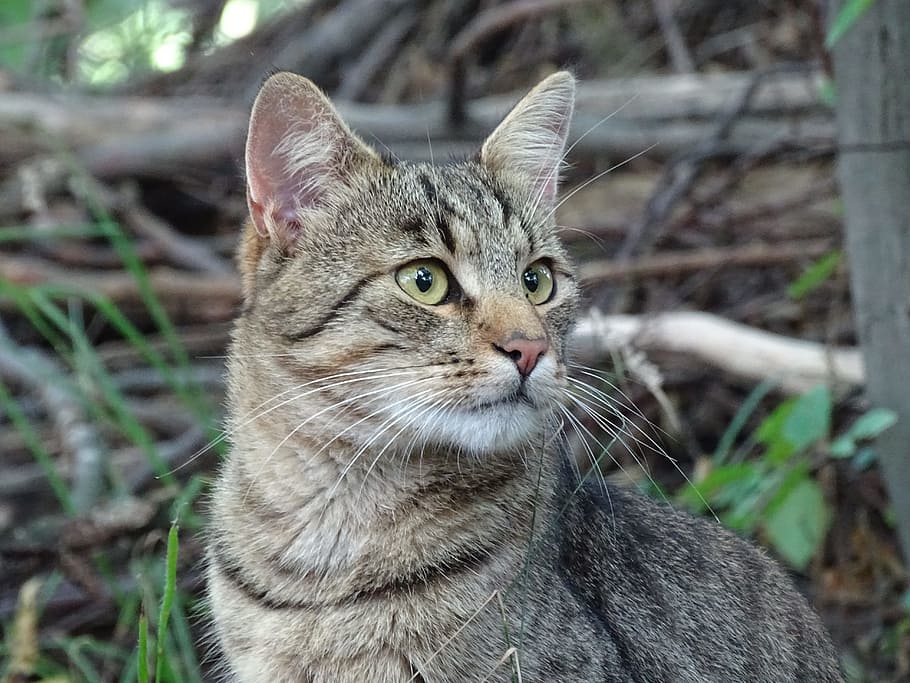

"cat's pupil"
[524, 270, 539, 292]
[415, 267, 433, 293]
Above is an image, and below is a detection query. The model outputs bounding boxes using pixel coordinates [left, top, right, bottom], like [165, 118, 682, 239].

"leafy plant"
[0, 170, 213, 679]
[826, 0, 878, 48]
[788, 250, 842, 300]
[678, 384, 897, 570]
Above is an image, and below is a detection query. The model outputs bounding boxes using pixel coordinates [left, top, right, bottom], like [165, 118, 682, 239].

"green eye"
[396, 260, 450, 304]
[522, 260, 555, 304]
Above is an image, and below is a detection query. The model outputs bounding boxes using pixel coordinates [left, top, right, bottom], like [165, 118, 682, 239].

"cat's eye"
[522, 261, 555, 305]
[396, 260, 450, 305]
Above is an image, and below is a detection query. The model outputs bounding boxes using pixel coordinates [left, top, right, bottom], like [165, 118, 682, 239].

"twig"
[0, 70, 830, 190]
[447, 0, 591, 126]
[571, 309, 863, 395]
[579, 239, 835, 282]
[0, 254, 241, 320]
[121, 201, 233, 275]
[262, 0, 413, 99]
[615, 66, 781, 262]
[651, 0, 694, 73]
[336, 7, 418, 101]
[0, 320, 106, 513]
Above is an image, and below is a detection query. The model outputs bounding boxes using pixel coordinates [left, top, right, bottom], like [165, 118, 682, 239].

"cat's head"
[232, 71, 578, 458]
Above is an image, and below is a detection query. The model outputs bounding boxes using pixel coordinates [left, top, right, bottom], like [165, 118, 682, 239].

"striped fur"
[207, 72, 842, 682]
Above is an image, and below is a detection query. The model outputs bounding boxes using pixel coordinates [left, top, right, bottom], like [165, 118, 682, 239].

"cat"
[206, 70, 843, 682]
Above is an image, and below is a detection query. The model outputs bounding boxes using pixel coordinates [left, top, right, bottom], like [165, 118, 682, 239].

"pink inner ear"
[246, 120, 327, 245]
[244, 76, 344, 248]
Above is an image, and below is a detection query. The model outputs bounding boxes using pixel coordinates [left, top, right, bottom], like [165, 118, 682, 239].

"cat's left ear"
[245, 72, 378, 250]
[480, 71, 575, 208]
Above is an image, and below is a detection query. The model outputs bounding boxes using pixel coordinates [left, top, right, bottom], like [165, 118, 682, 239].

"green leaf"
[676, 463, 760, 513]
[713, 379, 776, 465]
[787, 251, 842, 300]
[155, 522, 179, 683]
[138, 611, 149, 683]
[851, 446, 877, 471]
[830, 408, 897, 459]
[829, 435, 856, 458]
[826, 0, 877, 48]
[757, 396, 794, 443]
[818, 79, 837, 108]
[0, 0, 33, 71]
[764, 479, 832, 570]
[846, 408, 898, 441]
[781, 385, 831, 454]
[757, 386, 831, 464]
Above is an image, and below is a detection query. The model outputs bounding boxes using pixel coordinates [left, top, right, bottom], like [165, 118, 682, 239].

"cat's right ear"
[481, 71, 575, 209]
[245, 72, 377, 250]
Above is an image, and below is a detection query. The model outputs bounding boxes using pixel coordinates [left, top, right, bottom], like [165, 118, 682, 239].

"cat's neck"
[225, 425, 558, 581]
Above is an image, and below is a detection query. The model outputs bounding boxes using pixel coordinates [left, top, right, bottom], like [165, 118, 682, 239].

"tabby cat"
[206, 70, 842, 682]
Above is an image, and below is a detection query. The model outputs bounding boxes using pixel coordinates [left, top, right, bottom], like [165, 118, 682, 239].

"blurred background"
[1, 0, 908, 681]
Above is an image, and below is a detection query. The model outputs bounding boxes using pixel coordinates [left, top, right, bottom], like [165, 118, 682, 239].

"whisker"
[242, 377, 439, 504]
[565, 380, 716, 519]
[355, 391, 455, 498]
[566, 377, 665, 457]
[541, 144, 659, 224]
[192, 366, 427, 461]
[331, 388, 449, 499]
[523, 93, 642, 220]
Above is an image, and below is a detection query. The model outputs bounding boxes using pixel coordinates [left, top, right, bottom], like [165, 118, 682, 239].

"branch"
[579, 239, 834, 282]
[571, 310, 863, 394]
[0, 70, 831, 186]
[0, 323, 106, 512]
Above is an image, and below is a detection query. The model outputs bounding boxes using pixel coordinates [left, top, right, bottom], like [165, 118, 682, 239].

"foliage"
[826, 0, 878, 48]
[0, 166, 212, 680]
[788, 250, 842, 300]
[678, 384, 897, 570]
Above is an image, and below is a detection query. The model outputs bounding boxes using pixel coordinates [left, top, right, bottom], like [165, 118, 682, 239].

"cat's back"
[536, 470, 843, 682]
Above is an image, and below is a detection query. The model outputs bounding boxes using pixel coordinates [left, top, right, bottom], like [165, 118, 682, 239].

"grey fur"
[207, 71, 843, 682]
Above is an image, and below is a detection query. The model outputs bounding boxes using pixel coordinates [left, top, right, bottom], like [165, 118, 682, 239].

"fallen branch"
[448, 0, 591, 125]
[0, 254, 240, 320]
[571, 310, 863, 394]
[0, 70, 831, 185]
[579, 239, 834, 282]
[0, 323, 106, 512]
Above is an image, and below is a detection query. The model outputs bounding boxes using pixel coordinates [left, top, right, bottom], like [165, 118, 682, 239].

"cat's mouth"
[471, 385, 535, 411]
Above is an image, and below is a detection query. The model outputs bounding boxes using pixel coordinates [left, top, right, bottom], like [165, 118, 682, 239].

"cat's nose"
[494, 336, 549, 376]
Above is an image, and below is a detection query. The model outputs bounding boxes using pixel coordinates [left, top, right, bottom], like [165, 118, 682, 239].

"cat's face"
[232, 72, 577, 458]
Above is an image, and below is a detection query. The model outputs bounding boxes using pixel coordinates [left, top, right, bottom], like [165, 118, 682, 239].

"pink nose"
[495, 336, 549, 376]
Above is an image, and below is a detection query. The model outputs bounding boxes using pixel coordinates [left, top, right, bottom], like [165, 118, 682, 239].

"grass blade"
[138, 612, 149, 683]
[155, 523, 179, 683]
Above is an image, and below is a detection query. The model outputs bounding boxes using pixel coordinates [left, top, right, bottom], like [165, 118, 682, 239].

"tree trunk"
[832, 0, 910, 562]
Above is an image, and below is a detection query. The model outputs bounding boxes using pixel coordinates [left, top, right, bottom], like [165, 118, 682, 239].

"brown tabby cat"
[206, 70, 843, 682]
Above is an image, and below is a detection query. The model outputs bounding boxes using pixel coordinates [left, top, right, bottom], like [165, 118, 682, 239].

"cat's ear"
[245, 72, 377, 249]
[480, 71, 575, 208]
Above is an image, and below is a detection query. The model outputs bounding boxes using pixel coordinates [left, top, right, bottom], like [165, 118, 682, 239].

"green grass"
[0, 171, 213, 681]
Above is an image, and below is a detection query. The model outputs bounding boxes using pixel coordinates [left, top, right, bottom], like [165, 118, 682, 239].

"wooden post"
[832, 0, 910, 562]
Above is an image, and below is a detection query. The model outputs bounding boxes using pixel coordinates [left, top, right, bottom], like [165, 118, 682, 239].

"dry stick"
[0, 254, 240, 318]
[651, 0, 695, 74]
[723, 177, 839, 226]
[121, 203, 233, 275]
[572, 310, 864, 395]
[615, 67, 772, 263]
[261, 0, 413, 100]
[604, 65, 815, 312]
[578, 239, 835, 282]
[72, 173, 233, 275]
[0, 321, 106, 513]
[447, 0, 592, 126]
[335, 7, 418, 101]
[0, 72, 831, 186]
[0, 237, 835, 315]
